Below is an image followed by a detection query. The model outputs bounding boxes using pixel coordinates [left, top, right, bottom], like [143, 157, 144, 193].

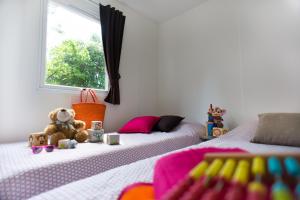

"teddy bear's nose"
[61, 109, 66, 112]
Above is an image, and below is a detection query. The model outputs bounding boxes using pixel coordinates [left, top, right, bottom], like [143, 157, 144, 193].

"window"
[40, 0, 107, 92]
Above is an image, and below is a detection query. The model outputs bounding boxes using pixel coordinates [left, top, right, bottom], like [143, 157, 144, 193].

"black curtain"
[99, 4, 126, 105]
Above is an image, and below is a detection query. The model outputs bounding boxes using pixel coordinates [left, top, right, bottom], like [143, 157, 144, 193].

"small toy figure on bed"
[206, 104, 228, 138]
[44, 108, 88, 146]
[87, 121, 105, 143]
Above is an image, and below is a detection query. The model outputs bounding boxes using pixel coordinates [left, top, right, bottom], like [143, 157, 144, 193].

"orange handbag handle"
[80, 89, 99, 103]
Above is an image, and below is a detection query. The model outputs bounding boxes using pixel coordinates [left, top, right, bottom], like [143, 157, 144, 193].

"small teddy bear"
[44, 108, 88, 146]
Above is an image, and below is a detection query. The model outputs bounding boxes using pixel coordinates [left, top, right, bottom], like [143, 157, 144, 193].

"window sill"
[37, 84, 109, 95]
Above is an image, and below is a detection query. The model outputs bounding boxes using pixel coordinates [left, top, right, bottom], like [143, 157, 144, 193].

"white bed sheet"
[30, 121, 300, 200]
[0, 122, 203, 200]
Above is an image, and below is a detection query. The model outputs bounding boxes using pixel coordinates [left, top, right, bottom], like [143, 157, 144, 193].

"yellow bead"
[233, 160, 250, 185]
[252, 157, 265, 176]
[219, 159, 236, 181]
[205, 159, 223, 177]
[189, 161, 209, 180]
[273, 189, 293, 200]
[248, 182, 267, 194]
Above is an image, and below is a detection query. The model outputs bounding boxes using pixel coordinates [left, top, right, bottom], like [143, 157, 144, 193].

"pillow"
[155, 115, 184, 132]
[118, 116, 160, 134]
[251, 113, 300, 147]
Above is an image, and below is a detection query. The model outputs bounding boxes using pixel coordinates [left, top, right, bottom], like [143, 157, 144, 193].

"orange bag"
[72, 89, 106, 129]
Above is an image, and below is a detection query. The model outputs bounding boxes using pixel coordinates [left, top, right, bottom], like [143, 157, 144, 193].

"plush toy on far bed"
[211, 106, 226, 128]
[44, 108, 88, 146]
[206, 104, 228, 137]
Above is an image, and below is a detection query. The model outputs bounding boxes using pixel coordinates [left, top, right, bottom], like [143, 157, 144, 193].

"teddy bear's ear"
[69, 109, 76, 117]
[49, 110, 58, 121]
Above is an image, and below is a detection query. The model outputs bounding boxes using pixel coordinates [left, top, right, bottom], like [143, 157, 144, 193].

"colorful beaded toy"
[162, 153, 300, 200]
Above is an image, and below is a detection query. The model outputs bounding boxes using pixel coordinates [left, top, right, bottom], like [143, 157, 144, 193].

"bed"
[29, 121, 300, 200]
[0, 122, 203, 200]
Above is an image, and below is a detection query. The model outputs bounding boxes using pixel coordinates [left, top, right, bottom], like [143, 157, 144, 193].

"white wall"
[158, 0, 300, 128]
[0, 0, 158, 143]
[2, 0, 300, 143]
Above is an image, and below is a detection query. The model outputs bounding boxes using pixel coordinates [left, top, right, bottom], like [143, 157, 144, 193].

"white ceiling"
[117, 0, 207, 23]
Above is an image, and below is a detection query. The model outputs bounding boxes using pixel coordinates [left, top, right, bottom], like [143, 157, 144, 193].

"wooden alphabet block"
[28, 132, 48, 147]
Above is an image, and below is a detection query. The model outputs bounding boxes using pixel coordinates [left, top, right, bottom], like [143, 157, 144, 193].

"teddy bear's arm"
[73, 120, 86, 130]
[44, 124, 58, 135]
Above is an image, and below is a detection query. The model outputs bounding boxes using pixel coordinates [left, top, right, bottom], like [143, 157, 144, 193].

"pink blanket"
[153, 147, 246, 199]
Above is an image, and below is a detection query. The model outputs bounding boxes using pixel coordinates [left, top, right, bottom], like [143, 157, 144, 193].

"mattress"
[30, 121, 300, 200]
[0, 122, 203, 200]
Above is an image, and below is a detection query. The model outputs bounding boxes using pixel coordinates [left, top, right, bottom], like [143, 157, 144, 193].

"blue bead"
[268, 156, 282, 176]
[272, 181, 288, 191]
[296, 184, 300, 196]
[284, 157, 300, 176]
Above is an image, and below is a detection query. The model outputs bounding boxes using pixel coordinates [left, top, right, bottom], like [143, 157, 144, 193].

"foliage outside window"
[45, 1, 106, 90]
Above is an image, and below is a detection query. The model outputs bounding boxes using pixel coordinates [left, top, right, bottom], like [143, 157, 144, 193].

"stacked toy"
[162, 153, 300, 200]
[206, 104, 228, 138]
[87, 121, 104, 143]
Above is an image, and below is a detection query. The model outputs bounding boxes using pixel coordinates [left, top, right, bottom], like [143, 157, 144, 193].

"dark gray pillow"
[251, 113, 300, 147]
[156, 115, 184, 132]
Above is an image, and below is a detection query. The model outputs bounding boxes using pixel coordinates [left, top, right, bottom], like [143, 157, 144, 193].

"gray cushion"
[251, 113, 300, 147]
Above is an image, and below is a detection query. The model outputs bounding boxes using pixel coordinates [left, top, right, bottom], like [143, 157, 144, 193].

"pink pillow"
[118, 116, 160, 134]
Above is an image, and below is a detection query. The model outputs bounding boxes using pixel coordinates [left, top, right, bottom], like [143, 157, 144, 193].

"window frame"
[38, 0, 109, 94]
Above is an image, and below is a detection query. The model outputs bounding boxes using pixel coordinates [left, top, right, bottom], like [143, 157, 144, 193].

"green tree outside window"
[45, 34, 106, 89]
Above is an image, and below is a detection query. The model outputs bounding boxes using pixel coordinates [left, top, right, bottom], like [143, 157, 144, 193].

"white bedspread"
[0, 122, 203, 200]
[30, 121, 300, 200]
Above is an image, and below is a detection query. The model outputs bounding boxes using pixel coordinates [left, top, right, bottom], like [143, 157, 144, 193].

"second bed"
[29, 121, 300, 200]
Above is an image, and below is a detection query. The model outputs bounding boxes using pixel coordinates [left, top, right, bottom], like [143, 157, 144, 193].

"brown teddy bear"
[44, 108, 88, 146]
